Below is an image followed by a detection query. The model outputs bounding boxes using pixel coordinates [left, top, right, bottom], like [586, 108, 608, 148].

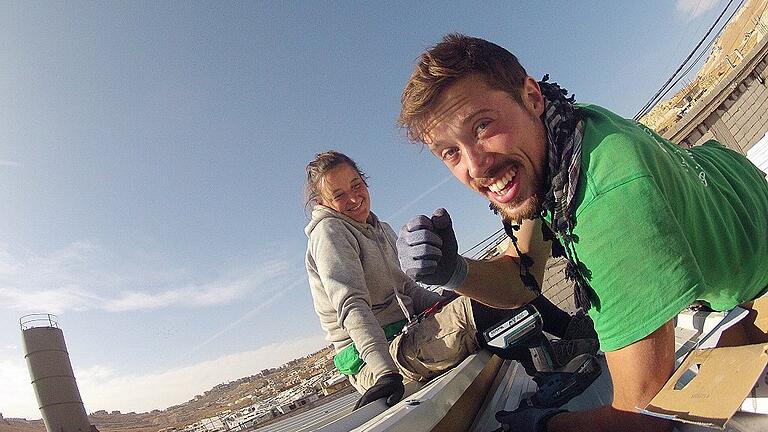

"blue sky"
[1, 0, 725, 419]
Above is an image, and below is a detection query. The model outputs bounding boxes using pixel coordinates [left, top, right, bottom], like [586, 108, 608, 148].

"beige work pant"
[349, 295, 480, 393]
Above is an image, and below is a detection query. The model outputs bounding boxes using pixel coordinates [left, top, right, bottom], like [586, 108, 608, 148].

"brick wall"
[541, 256, 577, 313]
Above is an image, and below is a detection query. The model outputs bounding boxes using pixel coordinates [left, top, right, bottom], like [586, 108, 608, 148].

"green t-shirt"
[562, 104, 768, 352]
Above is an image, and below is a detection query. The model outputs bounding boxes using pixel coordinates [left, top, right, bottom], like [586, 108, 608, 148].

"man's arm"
[458, 218, 549, 308]
[546, 320, 675, 432]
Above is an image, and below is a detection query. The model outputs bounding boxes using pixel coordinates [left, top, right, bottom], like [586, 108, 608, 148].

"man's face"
[423, 74, 548, 222]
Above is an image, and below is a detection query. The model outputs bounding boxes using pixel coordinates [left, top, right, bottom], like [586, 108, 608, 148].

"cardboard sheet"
[643, 296, 768, 428]
[645, 343, 768, 428]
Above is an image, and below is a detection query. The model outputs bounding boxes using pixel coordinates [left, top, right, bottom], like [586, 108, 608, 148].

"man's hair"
[304, 150, 368, 212]
[398, 33, 529, 143]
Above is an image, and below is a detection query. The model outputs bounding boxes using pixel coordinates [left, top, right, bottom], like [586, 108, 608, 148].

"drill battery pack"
[481, 305, 543, 350]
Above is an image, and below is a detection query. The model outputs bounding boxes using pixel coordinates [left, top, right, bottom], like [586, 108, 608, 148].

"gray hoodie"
[305, 206, 444, 381]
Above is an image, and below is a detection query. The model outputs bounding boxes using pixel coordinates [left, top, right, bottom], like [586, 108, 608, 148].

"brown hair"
[304, 151, 368, 212]
[399, 33, 529, 143]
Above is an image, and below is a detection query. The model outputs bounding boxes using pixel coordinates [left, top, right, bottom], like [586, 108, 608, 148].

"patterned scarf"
[538, 75, 592, 311]
[495, 75, 594, 311]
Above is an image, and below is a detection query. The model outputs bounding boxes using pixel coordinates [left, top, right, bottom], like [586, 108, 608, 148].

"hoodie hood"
[305, 205, 381, 238]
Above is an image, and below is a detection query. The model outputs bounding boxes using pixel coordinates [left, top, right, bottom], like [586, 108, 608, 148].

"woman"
[303, 151, 595, 409]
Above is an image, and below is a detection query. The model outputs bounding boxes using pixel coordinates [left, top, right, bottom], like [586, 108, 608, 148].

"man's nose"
[465, 145, 492, 178]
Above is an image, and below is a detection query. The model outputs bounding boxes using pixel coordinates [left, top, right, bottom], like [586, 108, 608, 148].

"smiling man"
[396, 34, 768, 431]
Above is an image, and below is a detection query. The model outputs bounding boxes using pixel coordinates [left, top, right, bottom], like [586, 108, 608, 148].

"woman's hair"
[304, 151, 368, 213]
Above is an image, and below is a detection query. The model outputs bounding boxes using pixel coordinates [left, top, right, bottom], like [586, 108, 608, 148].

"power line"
[663, 37, 720, 94]
[634, 0, 744, 120]
[461, 227, 505, 257]
[645, 26, 723, 108]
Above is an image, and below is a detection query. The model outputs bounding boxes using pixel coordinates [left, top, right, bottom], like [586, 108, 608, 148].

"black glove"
[353, 373, 405, 410]
[494, 405, 565, 432]
[397, 208, 460, 286]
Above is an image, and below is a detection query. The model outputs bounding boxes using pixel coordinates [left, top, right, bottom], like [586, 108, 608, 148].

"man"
[396, 33, 768, 431]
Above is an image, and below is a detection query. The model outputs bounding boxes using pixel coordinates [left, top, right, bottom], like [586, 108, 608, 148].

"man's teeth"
[349, 202, 362, 211]
[488, 171, 516, 194]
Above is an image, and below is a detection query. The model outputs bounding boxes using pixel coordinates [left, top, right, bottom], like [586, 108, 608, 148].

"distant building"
[320, 374, 351, 396]
[180, 415, 225, 432]
[222, 404, 274, 431]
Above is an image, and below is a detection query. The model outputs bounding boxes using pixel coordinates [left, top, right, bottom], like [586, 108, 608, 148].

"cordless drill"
[480, 305, 601, 408]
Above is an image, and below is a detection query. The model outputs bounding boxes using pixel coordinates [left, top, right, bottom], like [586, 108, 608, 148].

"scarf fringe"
[492, 76, 595, 311]
[539, 77, 594, 311]
[565, 260, 591, 310]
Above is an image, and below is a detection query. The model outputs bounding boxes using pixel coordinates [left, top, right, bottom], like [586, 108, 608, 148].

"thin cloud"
[677, 0, 721, 19]
[0, 159, 21, 167]
[185, 275, 308, 356]
[0, 242, 293, 314]
[103, 261, 290, 312]
[0, 285, 103, 314]
[385, 174, 454, 221]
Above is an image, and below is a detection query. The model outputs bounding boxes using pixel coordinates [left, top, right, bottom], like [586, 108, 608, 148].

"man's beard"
[489, 193, 543, 224]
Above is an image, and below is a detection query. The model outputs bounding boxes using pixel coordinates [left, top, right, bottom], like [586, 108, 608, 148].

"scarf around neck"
[538, 75, 593, 311]
[496, 75, 594, 311]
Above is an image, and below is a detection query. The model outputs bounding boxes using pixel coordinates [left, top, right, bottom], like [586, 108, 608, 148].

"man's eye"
[352, 183, 361, 190]
[333, 194, 344, 201]
[441, 148, 459, 161]
[475, 121, 490, 136]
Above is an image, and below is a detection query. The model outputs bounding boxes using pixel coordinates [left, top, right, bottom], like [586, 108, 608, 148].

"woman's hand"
[353, 373, 405, 410]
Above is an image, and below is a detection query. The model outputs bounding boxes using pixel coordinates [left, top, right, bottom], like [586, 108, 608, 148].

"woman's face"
[319, 163, 371, 223]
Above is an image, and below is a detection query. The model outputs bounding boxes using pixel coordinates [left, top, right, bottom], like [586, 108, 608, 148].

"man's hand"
[397, 208, 463, 287]
[353, 373, 405, 410]
[495, 405, 565, 432]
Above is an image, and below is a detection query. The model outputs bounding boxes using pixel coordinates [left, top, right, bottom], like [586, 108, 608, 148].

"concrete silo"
[21, 314, 94, 432]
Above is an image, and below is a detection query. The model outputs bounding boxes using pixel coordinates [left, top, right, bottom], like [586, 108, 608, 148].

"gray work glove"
[397, 208, 463, 287]
[353, 373, 404, 410]
[494, 406, 565, 432]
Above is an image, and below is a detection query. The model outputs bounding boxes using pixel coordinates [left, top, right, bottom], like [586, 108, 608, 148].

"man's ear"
[521, 76, 545, 116]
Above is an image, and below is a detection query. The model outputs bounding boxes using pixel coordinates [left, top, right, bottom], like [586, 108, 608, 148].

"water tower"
[21, 313, 94, 432]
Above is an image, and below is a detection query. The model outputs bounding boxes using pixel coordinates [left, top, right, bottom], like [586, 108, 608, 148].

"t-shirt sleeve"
[574, 176, 703, 351]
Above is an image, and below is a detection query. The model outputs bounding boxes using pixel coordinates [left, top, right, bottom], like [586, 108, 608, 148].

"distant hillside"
[3, 346, 335, 432]
[0, 415, 44, 432]
[641, 0, 768, 133]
